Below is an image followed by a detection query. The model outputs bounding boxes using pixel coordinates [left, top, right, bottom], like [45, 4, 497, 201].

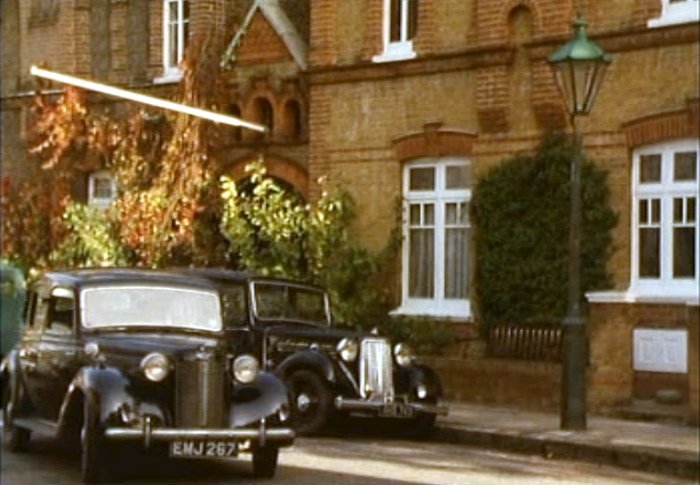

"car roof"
[40, 268, 219, 292]
[172, 267, 325, 291]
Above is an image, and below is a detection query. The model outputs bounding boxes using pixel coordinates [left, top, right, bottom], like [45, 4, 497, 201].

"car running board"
[12, 418, 59, 437]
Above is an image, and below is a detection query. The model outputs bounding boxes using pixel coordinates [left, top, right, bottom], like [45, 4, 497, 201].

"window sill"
[390, 305, 472, 321]
[586, 290, 699, 306]
[372, 45, 417, 64]
[153, 71, 183, 85]
[648, 7, 699, 28]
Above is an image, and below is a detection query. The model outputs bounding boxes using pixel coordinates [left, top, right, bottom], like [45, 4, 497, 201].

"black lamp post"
[548, 15, 611, 431]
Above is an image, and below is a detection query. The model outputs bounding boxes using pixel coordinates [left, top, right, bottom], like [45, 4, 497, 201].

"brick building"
[1, 1, 698, 418]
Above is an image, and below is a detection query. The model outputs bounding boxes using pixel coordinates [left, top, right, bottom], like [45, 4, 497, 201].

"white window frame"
[88, 171, 117, 208]
[630, 139, 699, 300]
[393, 158, 472, 319]
[157, 0, 189, 83]
[648, 0, 699, 28]
[372, 0, 418, 63]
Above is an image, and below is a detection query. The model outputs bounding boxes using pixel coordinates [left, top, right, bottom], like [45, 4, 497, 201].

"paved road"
[1, 425, 693, 485]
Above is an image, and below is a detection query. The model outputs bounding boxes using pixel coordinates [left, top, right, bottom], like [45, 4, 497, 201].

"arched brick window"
[228, 103, 242, 142]
[282, 99, 304, 141]
[250, 97, 274, 140]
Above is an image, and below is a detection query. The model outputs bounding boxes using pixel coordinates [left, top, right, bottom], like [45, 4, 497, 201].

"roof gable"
[222, 0, 307, 70]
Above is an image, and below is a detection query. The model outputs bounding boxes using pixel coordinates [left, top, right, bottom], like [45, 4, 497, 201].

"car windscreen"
[81, 285, 222, 331]
[253, 283, 329, 326]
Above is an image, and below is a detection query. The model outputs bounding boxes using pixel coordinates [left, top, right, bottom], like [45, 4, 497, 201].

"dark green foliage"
[471, 133, 617, 333]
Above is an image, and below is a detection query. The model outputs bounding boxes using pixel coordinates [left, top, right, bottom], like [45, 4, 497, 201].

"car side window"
[221, 285, 247, 327]
[32, 294, 50, 329]
[47, 296, 75, 335]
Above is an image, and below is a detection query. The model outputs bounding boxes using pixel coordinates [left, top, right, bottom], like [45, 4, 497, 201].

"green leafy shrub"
[471, 133, 617, 333]
[220, 161, 396, 329]
[50, 202, 131, 268]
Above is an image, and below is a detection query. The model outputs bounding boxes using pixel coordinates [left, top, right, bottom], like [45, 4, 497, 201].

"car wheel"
[252, 446, 279, 479]
[81, 396, 106, 484]
[286, 370, 333, 435]
[2, 379, 31, 452]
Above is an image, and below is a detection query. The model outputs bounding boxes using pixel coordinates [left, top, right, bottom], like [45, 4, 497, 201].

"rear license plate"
[380, 402, 414, 418]
[170, 440, 238, 459]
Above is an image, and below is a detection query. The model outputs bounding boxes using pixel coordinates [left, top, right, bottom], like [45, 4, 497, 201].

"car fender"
[1, 350, 21, 412]
[229, 371, 290, 427]
[399, 363, 443, 400]
[60, 366, 168, 429]
[274, 350, 337, 384]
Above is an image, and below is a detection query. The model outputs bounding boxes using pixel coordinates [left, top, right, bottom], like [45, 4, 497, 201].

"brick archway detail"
[392, 122, 477, 161]
[227, 154, 309, 198]
[623, 98, 699, 148]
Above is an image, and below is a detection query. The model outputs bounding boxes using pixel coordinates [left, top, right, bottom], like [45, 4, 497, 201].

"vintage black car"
[176, 268, 447, 435]
[0, 269, 294, 483]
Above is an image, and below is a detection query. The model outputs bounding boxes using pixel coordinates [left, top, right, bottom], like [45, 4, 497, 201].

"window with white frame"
[88, 171, 117, 208]
[372, 0, 418, 63]
[648, 0, 699, 28]
[161, 0, 190, 80]
[395, 158, 471, 318]
[631, 140, 699, 298]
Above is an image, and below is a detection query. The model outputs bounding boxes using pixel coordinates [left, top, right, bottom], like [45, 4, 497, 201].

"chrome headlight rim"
[393, 342, 415, 367]
[140, 352, 171, 382]
[233, 354, 260, 384]
[336, 337, 358, 362]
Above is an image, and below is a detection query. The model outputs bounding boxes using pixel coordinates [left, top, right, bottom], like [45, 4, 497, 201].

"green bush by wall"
[471, 133, 617, 334]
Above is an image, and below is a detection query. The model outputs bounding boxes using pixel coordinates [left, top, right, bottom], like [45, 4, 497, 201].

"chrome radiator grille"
[175, 350, 226, 428]
[359, 338, 394, 401]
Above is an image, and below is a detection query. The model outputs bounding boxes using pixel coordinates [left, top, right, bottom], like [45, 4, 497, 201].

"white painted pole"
[29, 65, 267, 133]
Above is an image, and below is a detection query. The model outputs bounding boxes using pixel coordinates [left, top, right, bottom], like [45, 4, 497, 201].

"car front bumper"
[104, 417, 295, 449]
[334, 396, 448, 417]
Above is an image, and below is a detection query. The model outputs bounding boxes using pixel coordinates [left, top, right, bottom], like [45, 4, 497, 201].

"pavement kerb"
[431, 424, 700, 481]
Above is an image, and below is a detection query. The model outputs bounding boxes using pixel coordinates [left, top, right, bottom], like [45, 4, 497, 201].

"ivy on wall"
[471, 133, 617, 332]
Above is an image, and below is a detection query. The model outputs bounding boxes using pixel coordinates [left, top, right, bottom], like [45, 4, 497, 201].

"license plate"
[380, 402, 414, 418]
[170, 440, 238, 459]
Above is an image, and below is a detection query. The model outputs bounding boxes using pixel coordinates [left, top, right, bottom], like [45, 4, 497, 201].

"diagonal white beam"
[30, 65, 267, 133]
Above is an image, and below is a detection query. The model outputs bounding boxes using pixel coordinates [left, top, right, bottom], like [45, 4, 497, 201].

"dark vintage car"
[176, 268, 447, 435]
[0, 269, 294, 483]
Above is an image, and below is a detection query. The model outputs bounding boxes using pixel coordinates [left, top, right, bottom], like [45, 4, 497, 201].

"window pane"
[673, 227, 696, 278]
[446, 165, 470, 189]
[688, 198, 696, 222]
[674, 198, 684, 223]
[409, 204, 421, 224]
[639, 228, 660, 278]
[674, 151, 697, 181]
[423, 204, 434, 224]
[639, 200, 648, 223]
[390, 0, 401, 42]
[446, 203, 457, 224]
[445, 227, 469, 299]
[640, 154, 661, 183]
[409, 228, 434, 298]
[409, 167, 435, 190]
[93, 178, 113, 199]
[651, 199, 660, 223]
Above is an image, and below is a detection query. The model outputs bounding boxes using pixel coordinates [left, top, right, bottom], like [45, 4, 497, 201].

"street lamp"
[548, 15, 611, 430]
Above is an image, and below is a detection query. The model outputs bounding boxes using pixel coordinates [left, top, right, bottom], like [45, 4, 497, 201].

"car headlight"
[233, 354, 259, 384]
[336, 338, 358, 362]
[394, 343, 414, 367]
[140, 353, 170, 382]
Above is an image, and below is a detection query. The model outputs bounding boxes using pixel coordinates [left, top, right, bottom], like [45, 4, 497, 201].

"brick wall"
[589, 302, 699, 416]
[422, 356, 561, 411]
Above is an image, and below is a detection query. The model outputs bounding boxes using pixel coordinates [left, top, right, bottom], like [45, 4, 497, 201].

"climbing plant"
[471, 132, 617, 333]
